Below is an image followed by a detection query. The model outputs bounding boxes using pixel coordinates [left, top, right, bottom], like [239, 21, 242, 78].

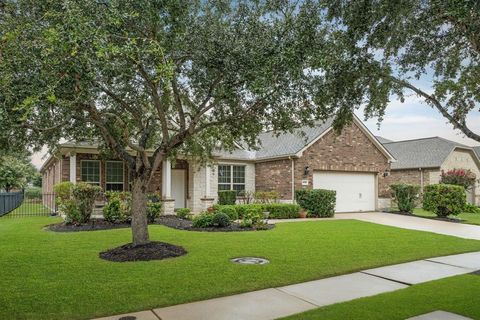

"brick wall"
[255, 122, 390, 200]
[255, 159, 292, 200]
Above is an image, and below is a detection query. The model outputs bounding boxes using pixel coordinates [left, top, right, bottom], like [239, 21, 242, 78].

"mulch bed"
[156, 215, 275, 232]
[46, 220, 130, 232]
[46, 215, 275, 233]
[99, 241, 187, 262]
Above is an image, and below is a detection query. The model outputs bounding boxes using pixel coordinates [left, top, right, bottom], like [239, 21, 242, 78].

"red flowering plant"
[440, 169, 477, 191]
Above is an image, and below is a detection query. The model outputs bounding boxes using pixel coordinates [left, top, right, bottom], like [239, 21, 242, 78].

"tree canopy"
[0, 0, 343, 245]
[321, 0, 480, 142]
[0, 155, 38, 192]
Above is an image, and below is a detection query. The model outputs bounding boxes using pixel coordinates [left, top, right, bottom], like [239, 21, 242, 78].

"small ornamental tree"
[440, 169, 477, 191]
[390, 184, 420, 213]
[0, 155, 37, 192]
[0, 1, 341, 246]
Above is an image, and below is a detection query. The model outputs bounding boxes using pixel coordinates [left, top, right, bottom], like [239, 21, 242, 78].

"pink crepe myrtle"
[440, 169, 477, 191]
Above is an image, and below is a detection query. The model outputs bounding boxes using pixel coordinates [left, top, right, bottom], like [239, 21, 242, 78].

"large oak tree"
[0, 0, 347, 246]
[321, 0, 480, 142]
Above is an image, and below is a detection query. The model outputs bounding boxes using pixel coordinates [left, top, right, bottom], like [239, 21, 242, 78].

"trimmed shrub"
[212, 212, 231, 227]
[254, 190, 279, 203]
[295, 189, 336, 217]
[192, 212, 214, 228]
[218, 206, 238, 221]
[264, 203, 301, 219]
[103, 191, 132, 223]
[53, 181, 74, 204]
[218, 190, 237, 205]
[71, 182, 102, 223]
[176, 208, 192, 219]
[62, 199, 82, 225]
[423, 184, 466, 217]
[390, 183, 420, 213]
[147, 202, 162, 222]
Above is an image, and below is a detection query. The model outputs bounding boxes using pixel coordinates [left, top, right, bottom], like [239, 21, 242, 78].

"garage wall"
[255, 158, 292, 200]
[294, 122, 390, 195]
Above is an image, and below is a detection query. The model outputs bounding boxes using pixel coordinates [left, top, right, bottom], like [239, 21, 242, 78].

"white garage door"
[313, 171, 376, 212]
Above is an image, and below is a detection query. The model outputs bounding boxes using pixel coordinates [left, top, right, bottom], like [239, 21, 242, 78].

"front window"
[81, 160, 100, 186]
[106, 161, 124, 191]
[218, 165, 245, 194]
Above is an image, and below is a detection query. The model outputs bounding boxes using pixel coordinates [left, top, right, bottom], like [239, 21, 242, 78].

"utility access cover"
[231, 257, 269, 265]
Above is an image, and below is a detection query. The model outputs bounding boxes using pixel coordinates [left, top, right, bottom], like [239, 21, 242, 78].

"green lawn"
[3, 200, 53, 217]
[2, 217, 480, 320]
[413, 208, 480, 226]
[282, 274, 480, 320]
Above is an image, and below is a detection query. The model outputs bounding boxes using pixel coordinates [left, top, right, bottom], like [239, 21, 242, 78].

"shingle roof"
[382, 137, 471, 170]
[216, 118, 333, 160]
[375, 136, 394, 144]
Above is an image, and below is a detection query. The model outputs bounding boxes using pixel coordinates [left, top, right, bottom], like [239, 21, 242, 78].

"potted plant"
[299, 209, 307, 219]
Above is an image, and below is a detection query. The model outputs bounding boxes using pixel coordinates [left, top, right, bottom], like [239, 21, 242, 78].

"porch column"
[162, 159, 172, 198]
[200, 165, 215, 212]
[69, 153, 76, 184]
[205, 165, 211, 198]
[161, 159, 175, 215]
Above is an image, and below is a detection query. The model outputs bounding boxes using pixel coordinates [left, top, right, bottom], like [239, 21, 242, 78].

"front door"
[171, 169, 186, 209]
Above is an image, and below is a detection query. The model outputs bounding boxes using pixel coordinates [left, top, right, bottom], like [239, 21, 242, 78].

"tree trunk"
[130, 175, 150, 246]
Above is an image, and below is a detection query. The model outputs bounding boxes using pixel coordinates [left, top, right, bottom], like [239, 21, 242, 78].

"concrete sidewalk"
[334, 212, 480, 240]
[92, 251, 480, 320]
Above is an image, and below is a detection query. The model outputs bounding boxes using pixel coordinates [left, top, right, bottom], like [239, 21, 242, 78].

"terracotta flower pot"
[299, 210, 307, 219]
[207, 207, 215, 213]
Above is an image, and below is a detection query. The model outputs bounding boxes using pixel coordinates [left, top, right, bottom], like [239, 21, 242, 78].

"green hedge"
[423, 184, 466, 217]
[390, 183, 420, 213]
[213, 203, 301, 219]
[218, 190, 236, 205]
[295, 189, 336, 217]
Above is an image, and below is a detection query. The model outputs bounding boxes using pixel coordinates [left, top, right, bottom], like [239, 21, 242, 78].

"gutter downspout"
[289, 156, 295, 203]
[419, 168, 424, 194]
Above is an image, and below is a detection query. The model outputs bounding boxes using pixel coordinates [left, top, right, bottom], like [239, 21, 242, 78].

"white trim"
[69, 153, 76, 184]
[80, 160, 101, 185]
[205, 165, 212, 197]
[217, 164, 246, 192]
[162, 160, 172, 198]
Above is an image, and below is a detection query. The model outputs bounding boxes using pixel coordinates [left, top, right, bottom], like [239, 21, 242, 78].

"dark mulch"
[99, 241, 187, 262]
[46, 220, 130, 232]
[156, 215, 275, 232]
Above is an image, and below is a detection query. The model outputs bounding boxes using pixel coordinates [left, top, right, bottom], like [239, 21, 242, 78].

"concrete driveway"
[335, 212, 480, 241]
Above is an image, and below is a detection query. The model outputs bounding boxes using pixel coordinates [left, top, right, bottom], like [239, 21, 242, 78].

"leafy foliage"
[71, 182, 102, 223]
[53, 182, 74, 204]
[217, 206, 238, 221]
[0, 0, 334, 244]
[295, 189, 336, 217]
[0, 155, 38, 192]
[440, 169, 477, 191]
[176, 208, 192, 220]
[464, 203, 480, 214]
[212, 212, 231, 228]
[321, 1, 480, 141]
[146, 202, 162, 223]
[390, 184, 420, 213]
[103, 192, 132, 223]
[423, 184, 467, 217]
[254, 191, 280, 204]
[218, 190, 237, 205]
[192, 212, 214, 228]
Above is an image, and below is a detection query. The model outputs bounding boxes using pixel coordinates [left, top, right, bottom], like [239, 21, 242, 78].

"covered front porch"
[65, 152, 215, 215]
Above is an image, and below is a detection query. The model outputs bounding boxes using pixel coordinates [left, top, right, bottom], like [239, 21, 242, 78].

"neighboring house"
[40, 115, 396, 214]
[380, 137, 480, 205]
[475, 146, 480, 159]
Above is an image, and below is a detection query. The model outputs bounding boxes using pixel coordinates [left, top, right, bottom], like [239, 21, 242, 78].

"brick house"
[379, 137, 480, 206]
[41, 115, 396, 214]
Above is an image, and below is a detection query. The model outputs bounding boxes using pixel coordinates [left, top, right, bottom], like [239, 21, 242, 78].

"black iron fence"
[0, 191, 57, 218]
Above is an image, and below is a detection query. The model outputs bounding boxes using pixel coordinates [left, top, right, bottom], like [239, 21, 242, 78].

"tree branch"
[391, 77, 480, 142]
